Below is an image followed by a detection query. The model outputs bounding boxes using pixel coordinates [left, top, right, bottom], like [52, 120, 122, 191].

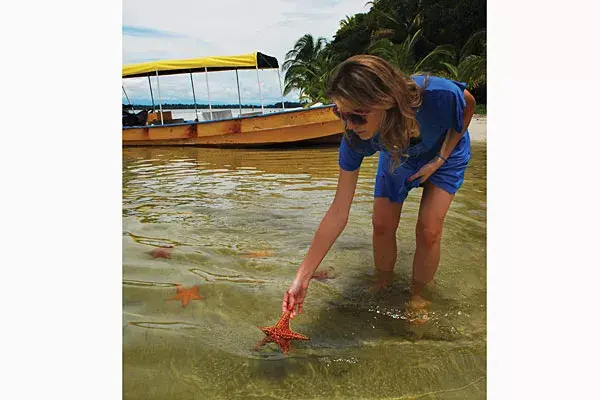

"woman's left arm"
[437, 89, 476, 161]
[408, 89, 476, 183]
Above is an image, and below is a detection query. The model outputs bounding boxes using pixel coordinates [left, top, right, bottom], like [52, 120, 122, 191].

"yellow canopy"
[122, 52, 279, 78]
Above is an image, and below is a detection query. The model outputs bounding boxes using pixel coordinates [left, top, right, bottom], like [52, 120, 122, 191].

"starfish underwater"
[255, 310, 310, 353]
[242, 249, 274, 258]
[311, 267, 336, 281]
[151, 245, 174, 259]
[242, 244, 274, 259]
[166, 285, 204, 308]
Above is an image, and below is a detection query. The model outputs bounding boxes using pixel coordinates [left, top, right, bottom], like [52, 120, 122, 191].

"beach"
[470, 114, 487, 141]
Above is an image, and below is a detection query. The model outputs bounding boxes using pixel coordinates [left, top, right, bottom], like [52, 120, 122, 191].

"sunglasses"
[332, 105, 368, 126]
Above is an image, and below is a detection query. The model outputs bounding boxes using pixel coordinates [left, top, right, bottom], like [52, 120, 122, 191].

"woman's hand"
[408, 157, 444, 184]
[282, 276, 311, 318]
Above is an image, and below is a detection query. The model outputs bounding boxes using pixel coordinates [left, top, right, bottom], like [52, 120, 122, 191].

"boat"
[122, 52, 343, 147]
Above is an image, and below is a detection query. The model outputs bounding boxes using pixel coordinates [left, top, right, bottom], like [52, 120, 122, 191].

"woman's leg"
[372, 197, 403, 289]
[410, 181, 455, 308]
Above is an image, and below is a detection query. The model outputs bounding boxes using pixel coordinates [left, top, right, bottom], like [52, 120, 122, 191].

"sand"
[469, 115, 486, 142]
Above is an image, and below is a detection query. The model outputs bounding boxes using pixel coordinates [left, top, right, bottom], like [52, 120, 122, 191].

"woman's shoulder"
[412, 74, 467, 94]
[411, 75, 468, 127]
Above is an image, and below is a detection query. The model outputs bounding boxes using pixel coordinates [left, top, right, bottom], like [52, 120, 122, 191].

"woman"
[282, 55, 476, 318]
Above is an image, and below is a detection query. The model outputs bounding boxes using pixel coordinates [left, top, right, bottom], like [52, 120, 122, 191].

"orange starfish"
[151, 245, 173, 259]
[166, 285, 204, 308]
[254, 310, 310, 353]
[311, 268, 336, 281]
[242, 249, 274, 258]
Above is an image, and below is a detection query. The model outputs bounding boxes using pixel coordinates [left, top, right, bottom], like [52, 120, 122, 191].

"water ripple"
[123, 143, 487, 399]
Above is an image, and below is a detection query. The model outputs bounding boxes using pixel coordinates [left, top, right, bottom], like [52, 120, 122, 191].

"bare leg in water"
[371, 197, 403, 291]
[409, 182, 455, 310]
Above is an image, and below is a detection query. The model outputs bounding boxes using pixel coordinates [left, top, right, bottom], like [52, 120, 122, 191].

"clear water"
[123, 142, 486, 399]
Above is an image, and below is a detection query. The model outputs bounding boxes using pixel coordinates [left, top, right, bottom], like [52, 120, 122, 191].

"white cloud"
[122, 0, 372, 104]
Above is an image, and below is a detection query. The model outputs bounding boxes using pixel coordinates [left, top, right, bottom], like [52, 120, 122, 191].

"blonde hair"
[326, 55, 424, 158]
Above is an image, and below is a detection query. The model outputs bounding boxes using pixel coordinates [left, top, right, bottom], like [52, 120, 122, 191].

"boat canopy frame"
[122, 52, 285, 125]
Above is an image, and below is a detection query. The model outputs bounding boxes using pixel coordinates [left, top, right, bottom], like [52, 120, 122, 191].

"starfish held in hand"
[254, 310, 310, 353]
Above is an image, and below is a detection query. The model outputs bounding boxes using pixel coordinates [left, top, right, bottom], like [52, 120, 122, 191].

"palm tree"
[368, 29, 455, 75]
[282, 34, 339, 104]
[339, 15, 359, 32]
[365, 0, 425, 43]
[300, 51, 339, 103]
[440, 30, 486, 88]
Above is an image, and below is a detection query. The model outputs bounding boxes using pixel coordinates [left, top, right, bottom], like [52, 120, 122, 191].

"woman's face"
[332, 98, 384, 141]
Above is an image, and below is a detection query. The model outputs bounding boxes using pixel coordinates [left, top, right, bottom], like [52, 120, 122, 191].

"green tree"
[440, 29, 486, 88]
[282, 34, 340, 104]
[419, 0, 486, 52]
[283, 0, 487, 103]
[329, 13, 372, 61]
[339, 15, 360, 33]
[368, 29, 454, 75]
[365, 0, 421, 43]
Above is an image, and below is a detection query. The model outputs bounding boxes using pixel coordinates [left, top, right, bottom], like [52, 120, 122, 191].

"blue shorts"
[374, 132, 471, 203]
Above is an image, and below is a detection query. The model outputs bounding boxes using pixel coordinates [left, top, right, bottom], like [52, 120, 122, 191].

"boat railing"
[122, 104, 336, 129]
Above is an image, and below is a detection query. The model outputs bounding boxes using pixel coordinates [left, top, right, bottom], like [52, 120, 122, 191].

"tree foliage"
[283, 0, 487, 103]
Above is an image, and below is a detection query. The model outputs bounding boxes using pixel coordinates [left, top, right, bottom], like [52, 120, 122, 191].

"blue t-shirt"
[338, 75, 467, 171]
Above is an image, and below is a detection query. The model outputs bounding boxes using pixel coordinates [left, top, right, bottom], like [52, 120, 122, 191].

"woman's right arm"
[282, 167, 360, 317]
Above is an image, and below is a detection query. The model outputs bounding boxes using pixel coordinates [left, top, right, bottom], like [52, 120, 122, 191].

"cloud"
[122, 25, 184, 38]
[122, 35, 215, 64]
[280, 11, 335, 22]
[122, 0, 372, 104]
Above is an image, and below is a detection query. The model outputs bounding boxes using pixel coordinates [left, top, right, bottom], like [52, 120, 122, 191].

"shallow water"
[123, 142, 486, 399]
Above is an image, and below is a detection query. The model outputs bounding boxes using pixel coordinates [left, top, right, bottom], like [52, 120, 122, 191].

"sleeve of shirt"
[338, 134, 364, 171]
[434, 79, 467, 133]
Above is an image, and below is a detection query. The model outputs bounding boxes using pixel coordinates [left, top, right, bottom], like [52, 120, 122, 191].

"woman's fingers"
[282, 292, 291, 313]
[286, 292, 296, 312]
[408, 170, 423, 182]
[283, 284, 306, 318]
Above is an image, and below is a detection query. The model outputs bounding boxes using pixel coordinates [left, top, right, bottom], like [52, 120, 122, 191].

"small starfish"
[242, 244, 274, 259]
[254, 310, 310, 353]
[242, 249, 274, 258]
[311, 268, 336, 281]
[166, 285, 204, 308]
[151, 245, 173, 259]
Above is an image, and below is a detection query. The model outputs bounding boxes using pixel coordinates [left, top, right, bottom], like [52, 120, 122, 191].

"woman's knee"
[372, 198, 401, 237]
[372, 214, 397, 236]
[416, 222, 443, 247]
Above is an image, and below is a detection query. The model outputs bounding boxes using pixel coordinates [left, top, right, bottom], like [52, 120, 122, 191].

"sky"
[122, 0, 373, 105]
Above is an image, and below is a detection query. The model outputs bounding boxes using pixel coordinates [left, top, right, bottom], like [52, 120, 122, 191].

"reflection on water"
[123, 143, 486, 399]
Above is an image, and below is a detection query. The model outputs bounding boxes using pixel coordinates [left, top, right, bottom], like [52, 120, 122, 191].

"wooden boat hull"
[123, 106, 344, 147]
